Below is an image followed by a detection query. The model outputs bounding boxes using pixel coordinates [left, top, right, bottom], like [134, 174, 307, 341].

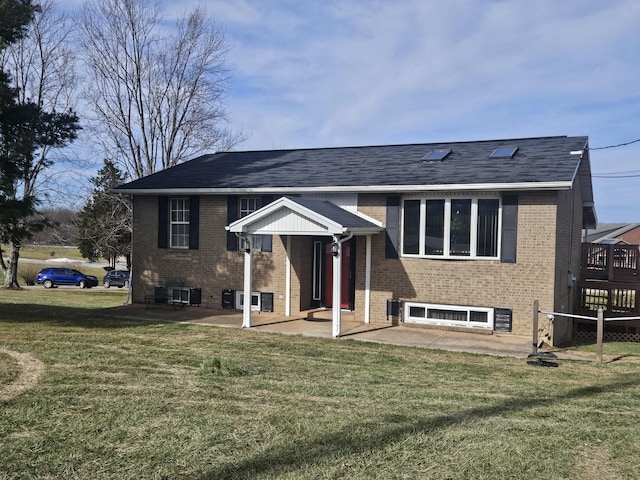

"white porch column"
[285, 235, 291, 317]
[364, 234, 372, 324]
[242, 246, 252, 328]
[332, 235, 342, 338]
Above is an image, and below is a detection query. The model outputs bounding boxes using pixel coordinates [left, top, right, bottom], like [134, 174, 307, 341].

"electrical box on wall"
[261, 292, 274, 312]
[222, 289, 234, 309]
[494, 308, 512, 332]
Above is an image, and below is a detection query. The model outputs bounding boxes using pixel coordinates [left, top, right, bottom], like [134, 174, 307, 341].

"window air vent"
[490, 146, 518, 158]
[422, 149, 451, 162]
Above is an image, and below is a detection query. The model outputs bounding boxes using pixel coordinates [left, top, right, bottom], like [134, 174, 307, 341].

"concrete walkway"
[104, 304, 591, 361]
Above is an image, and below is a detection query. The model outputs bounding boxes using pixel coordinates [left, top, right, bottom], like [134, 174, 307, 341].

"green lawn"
[1, 288, 640, 479]
[18, 244, 85, 261]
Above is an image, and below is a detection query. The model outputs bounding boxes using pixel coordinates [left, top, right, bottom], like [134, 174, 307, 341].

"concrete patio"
[103, 304, 590, 361]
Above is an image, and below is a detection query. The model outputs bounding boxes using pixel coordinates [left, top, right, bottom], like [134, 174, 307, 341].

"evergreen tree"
[75, 160, 131, 268]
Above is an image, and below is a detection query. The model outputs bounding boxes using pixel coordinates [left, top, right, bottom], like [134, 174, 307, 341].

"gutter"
[115, 181, 574, 196]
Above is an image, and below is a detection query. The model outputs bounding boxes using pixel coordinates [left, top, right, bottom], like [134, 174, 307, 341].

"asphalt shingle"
[116, 135, 589, 191]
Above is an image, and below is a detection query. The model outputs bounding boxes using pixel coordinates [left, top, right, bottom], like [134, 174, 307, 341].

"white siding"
[249, 208, 332, 234]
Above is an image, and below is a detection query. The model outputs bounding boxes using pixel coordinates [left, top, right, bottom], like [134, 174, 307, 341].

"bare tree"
[78, 0, 243, 179]
[0, 0, 78, 195]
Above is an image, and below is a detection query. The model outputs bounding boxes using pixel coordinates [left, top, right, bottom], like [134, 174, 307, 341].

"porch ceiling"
[226, 196, 384, 236]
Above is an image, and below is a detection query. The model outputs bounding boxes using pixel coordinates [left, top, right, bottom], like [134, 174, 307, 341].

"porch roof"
[226, 196, 383, 236]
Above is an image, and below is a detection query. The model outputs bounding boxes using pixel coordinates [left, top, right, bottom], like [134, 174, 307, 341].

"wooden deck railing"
[580, 243, 640, 284]
[576, 280, 640, 316]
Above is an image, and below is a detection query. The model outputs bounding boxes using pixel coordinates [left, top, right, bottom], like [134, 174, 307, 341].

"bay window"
[401, 196, 500, 259]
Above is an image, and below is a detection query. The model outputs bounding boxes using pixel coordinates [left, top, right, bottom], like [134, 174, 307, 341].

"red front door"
[323, 239, 353, 309]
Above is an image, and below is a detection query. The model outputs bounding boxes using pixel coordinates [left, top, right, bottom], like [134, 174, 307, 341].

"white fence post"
[596, 308, 604, 363]
[532, 300, 539, 354]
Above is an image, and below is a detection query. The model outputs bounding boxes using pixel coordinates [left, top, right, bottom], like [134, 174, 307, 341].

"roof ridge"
[215, 135, 579, 155]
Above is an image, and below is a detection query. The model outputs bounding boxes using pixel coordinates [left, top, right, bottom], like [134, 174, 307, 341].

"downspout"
[124, 199, 134, 305]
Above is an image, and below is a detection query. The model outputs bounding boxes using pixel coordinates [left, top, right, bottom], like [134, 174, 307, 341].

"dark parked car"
[103, 270, 130, 288]
[36, 268, 99, 289]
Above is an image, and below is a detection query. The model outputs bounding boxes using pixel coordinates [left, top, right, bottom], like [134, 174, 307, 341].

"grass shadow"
[198, 374, 640, 479]
[0, 302, 166, 329]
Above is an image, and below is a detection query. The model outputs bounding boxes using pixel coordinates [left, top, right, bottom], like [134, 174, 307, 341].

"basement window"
[404, 302, 494, 329]
[236, 291, 261, 311]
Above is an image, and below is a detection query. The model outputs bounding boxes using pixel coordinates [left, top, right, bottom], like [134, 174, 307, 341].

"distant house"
[116, 135, 596, 346]
[584, 223, 640, 245]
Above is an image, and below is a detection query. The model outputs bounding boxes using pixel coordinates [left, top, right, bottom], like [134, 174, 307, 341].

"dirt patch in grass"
[572, 442, 615, 480]
[0, 348, 44, 401]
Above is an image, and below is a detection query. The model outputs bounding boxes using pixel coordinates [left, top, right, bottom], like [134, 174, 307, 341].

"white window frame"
[404, 301, 494, 330]
[238, 234, 263, 252]
[400, 195, 502, 259]
[168, 287, 190, 305]
[170, 197, 190, 249]
[239, 197, 260, 218]
[236, 291, 261, 311]
[238, 197, 264, 252]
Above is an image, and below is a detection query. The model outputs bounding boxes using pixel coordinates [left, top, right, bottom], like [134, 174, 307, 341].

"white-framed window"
[404, 302, 494, 330]
[401, 196, 501, 259]
[238, 234, 263, 252]
[238, 197, 264, 252]
[235, 291, 261, 311]
[170, 198, 190, 248]
[168, 287, 190, 305]
[239, 197, 260, 218]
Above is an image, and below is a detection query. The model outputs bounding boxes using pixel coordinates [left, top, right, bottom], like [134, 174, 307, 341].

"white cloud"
[64, 0, 640, 220]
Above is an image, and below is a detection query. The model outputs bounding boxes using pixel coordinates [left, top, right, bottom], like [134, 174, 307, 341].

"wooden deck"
[578, 243, 640, 317]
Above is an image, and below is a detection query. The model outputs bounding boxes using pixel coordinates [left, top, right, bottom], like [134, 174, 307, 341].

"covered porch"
[226, 196, 384, 337]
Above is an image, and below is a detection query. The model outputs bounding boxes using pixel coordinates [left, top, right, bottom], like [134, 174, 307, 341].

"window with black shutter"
[158, 195, 200, 250]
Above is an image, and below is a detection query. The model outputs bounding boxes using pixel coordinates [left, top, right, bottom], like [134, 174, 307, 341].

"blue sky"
[68, 0, 640, 223]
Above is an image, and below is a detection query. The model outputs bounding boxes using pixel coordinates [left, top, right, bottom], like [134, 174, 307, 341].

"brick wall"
[619, 227, 640, 245]
[132, 195, 287, 311]
[132, 188, 582, 342]
[356, 192, 562, 336]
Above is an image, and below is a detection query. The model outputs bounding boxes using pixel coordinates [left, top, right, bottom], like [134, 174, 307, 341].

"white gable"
[244, 207, 336, 235]
[227, 196, 383, 236]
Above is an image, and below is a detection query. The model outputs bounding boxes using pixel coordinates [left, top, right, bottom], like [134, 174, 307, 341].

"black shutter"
[260, 195, 273, 207]
[385, 197, 400, 259]
[260, 194, 274, 252]
[226, 195, 238, 251]
[158, 196, 168, 249]
[189, 196, 199, 250]
[501, 195, 518, 263]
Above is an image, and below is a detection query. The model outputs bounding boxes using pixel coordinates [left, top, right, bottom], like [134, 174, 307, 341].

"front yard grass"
[1, 288, 640, 479]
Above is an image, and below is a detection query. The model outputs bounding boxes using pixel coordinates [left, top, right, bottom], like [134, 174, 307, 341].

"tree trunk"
[3, 243, 21, 288]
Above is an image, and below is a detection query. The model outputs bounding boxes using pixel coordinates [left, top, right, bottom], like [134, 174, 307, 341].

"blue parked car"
[36, 268, 99, 289]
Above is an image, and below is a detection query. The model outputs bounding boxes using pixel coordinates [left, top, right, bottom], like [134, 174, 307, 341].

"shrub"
[20, 264, 41, 286]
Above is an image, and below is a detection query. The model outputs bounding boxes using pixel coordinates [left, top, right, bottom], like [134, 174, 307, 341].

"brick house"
[116, 135, 596, 345]
[584, 223, 640, 245]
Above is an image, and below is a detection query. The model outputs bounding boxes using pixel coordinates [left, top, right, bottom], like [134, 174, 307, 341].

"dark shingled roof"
[116, 135, 589, 192]
[286, 196, 381, 230]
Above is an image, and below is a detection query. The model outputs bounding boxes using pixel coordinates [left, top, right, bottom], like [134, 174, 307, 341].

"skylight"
[422, 149, 451, 161]
[490, 146, 519, 158]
